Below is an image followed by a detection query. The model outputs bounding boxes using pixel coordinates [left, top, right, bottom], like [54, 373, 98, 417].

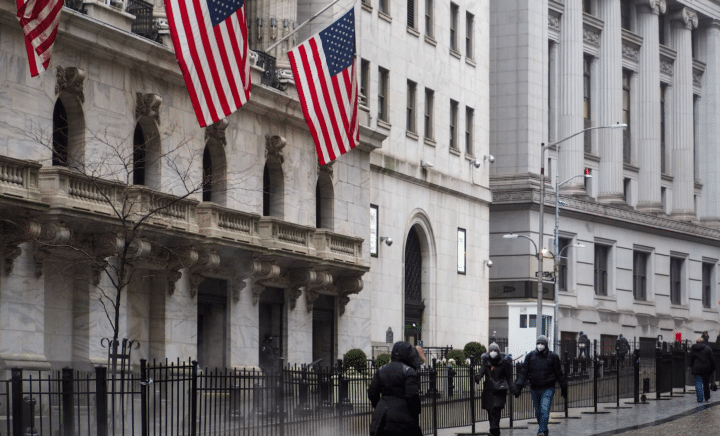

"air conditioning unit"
[248, 51, 259, 66]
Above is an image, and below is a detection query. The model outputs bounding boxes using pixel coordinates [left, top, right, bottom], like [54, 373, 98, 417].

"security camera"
[380, 237, 393, 246]
[485, 260, 493, 268]
[484, 155, 495, 164]
[472, 159, 482, 169]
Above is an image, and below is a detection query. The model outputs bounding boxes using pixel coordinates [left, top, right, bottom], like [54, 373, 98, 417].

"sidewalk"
[436, 387, 720, 435]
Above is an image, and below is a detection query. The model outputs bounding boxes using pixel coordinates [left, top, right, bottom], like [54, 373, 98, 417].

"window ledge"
[449, 147, 461, 156]
[634, 300, 655, 306]
[377, 119, 392, 130]
[703, 308, 718, 314]
[361, 2, 373, 12]
[406, 130, 419, 140]
[450, 49, 462, 59]
[424, 137, 437, 147]
[465, 57, 476, 67]
[670, 304, 687, 310]
[425, 35, 437, 46]
[379, 11, 392, 23]
[407, 27, 420, 37]
[594, 295, 616, 302]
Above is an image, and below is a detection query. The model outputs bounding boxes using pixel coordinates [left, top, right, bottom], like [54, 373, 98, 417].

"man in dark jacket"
[578, 331, 590, 359]
[616, 334, 630, 366]
[474, 343, 516, 436]
[690, 337, 716, 402]
[368, 341, 423, 436]
[514, 335, 567, 436]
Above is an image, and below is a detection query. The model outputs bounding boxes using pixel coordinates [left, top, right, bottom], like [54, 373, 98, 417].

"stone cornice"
[492, 188, 720, 243]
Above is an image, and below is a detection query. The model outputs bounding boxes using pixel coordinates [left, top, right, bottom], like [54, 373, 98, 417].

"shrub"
[464, 341, 486, 363]
[374, 353, 391, 368]
[343, 348, 368, 373]
[446, 349, 467, 366]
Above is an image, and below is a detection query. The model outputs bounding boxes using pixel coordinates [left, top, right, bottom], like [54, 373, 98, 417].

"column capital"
[635, 0, 666, 15]
[670, 7, 699, 30]
[699, 18, 720, 32]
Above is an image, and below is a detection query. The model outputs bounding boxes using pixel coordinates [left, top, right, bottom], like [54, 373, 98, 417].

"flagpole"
[265, 0, 345, 52]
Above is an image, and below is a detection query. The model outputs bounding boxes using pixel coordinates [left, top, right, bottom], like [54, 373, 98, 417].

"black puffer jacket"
[474, 353, 516, 411]
[516, 349, 566, 391]
[690, 343, 716, 376]
[367, 342, 423, 436]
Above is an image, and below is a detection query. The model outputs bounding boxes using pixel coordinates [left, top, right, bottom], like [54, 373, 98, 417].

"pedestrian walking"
[259, 333, 278, 373]
[578, 331, 590, 359]
[514, 335, 567, 436]
[690, 337, 716, 403]
[368, 341, 423, 436]
[716, 328, 720, 349]
[616, 334, 630, 366]
[701, 330, 710, 345]
[474, 343, 515, 436]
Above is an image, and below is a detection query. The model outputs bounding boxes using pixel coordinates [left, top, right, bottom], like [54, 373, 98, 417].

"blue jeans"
[531, 388, 555, 435]
[695, 375, 710, 402]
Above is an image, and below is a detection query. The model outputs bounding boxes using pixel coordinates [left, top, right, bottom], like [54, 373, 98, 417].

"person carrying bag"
[474, 343, 516, 436]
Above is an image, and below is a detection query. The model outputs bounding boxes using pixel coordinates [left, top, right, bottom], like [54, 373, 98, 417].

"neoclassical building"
[489, 0, 720, 357]
[0, 0, 490, 370]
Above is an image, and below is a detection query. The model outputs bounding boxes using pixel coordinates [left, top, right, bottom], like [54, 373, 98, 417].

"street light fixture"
[536, 123, 626, 340]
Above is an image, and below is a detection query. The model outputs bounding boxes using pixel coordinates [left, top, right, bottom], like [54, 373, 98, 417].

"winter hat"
[488, 343, 500, 352]
[698, 337, 705, 343]
[579, 331, 584, 335]
[536, 335, 549, 345]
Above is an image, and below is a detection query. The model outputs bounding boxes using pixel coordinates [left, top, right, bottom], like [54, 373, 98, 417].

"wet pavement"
[437, 387, 720, 435]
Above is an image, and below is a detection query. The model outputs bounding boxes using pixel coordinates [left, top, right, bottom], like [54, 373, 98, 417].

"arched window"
[404, 226, 425, 345]
[262, 157, 284, 218]
[202, 140, 227, 204]
[52, 100, 68, 166]
[315, 173, 334, 229]
[132, 119, 161, 189]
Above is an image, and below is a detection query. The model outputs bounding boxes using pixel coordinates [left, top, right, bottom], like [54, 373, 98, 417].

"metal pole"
[553, 162, 560, 345]
[265, 0, 343, 52]
[469, 358, 476, 435]
[537, 144, 546, 339]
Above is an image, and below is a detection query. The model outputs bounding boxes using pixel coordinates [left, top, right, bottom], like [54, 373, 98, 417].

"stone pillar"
[248, 0, 299, 67]
[668, 7, 698, 220]
[597, 0, 625, 203]
[634, 0, 666, 212]
[697, 20, 720, 226]
[558, 0, 585, 194]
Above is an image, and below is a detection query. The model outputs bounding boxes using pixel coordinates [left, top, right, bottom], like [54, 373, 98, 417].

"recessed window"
[360, 59, 370, 107]
[661, 85, 667, 173]
[450, 100, 459, 150]
[450, 3, 459, 51]
[621, 0, 632, 31]
[633, 251, 648, 301]
[407, 80, 417, 133]
[370, 205, 379, 257]
[670, 257, 683, 305]
[457, 228, 466, 274]
[584, 56, 592, 153]
[466, 12, 474, 59]
[702, 262, 713, 309]
[424, 88, 434, 139]
[378, 67, 389, 122]
[582, 0, 592, 14]
[425, 0, 434, 38]
[52, 100, 69, 167]
[407, 0, 417, 29]
[379, 0, 389, 15]
[558, 237, 571, 292]
[465, 107, 474, 155]
[623, 70, 632, 164]
[594, 244, 609, 296]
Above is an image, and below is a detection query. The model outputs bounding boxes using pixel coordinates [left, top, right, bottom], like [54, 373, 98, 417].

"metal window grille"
[127, 0, 155, 41]
[407, 0, 415, 28]
[465, 107, 474, 155]
[702, 263, 713, 309]
[584, 57, 592, 153]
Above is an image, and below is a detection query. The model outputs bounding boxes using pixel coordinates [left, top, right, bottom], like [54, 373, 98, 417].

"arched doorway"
[404, 226, 424, 345]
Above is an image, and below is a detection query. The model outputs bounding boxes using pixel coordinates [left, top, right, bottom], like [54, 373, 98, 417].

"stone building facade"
[0, 0, 490, 370]
[489, 0, 720, 357]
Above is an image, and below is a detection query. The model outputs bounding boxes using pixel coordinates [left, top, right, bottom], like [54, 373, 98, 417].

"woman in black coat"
[474, 343, 516, 436]
[368, 341, 424, 436]
[690, 338, 716, 402]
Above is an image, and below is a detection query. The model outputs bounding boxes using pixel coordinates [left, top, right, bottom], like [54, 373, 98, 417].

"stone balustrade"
[258, 217, 315, 256]
[314, 229, 363, 264]
[39, 167, 123, 216]
[197, 202, 261, 245]
[126, 186, 199, 233]
[0, 155, 42, 202]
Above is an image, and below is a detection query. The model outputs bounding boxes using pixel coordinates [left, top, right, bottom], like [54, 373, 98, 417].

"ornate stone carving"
[318, 160, 334, 178]
[167, 247, 199, 295]
[660, 60, 674, 75]
[237, 258, 282, 304]
[583, 30, 600, 46]
[135, 93, 163, 123]
[670, 7, 698, 30]
[231, 280, 246, 303]
[265, 135, 286, 164]
[55, 67, 85, 103]
[622, 44, 639, 61]
[33, 249, 50, 278]
[337, 276, 364, 316]
[693, 71, 703, 87]
[548, 15, 560, 31]
[639, 0, 667, 15]
[1, 219, 42, 274]
[188, 249, 221, 297]
[205, 118, 229, 147]
[306, 289, 320, 312]
[304, 270, 334, 312]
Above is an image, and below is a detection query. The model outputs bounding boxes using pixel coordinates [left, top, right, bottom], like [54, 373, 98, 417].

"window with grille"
[425, 88, 434, 139]
[623, 71, 631, 164]
[594, 244, 609, 296]
[450, 100, 458, 150]
[702, 263, 713, 309]
[378, 67, 389, 122]
[633, 251, 648, 301]
[670, 257, 683, 305]
[408, 0, 417, 29]
[407, 80, 417, 133]
[425, 0, 433, 37]
[584, 56, 592, 153]
[466, 12, 474, 59]
[465, 107, 474, 155]
[558, 238, 571, 292]
[450, 3, 458, 51]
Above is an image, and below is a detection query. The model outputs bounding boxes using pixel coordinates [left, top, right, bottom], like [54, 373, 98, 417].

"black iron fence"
[2, 343, 717, 436]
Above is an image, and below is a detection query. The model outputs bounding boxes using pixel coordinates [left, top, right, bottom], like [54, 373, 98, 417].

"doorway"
[197, 278, 228, 370]
[312, 295, 335, 368]
[259, 288, 285, 365]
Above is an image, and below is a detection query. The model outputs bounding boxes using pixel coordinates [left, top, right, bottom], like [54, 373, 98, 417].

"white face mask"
[489, 351, 499, 359]
[536, 344, 546, 352]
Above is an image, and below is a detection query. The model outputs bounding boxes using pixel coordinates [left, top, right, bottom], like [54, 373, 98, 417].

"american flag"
[165, 0, 251, 127]
[289, 9, 359, 166]
[16, 0, 64, 77]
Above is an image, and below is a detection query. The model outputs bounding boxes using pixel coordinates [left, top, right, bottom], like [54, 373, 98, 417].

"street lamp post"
[538, 123, 626, 340]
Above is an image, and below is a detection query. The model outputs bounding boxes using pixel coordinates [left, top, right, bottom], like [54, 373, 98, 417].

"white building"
[489, 0, 720, 358]
[0, 0, 490, 371]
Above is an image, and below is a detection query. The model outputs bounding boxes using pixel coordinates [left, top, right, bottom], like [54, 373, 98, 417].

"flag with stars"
[164, 0, 250, 127]
[288, 9, 359, 166]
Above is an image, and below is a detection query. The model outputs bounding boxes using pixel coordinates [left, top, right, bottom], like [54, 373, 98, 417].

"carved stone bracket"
[188, 249, 221, 298]
[1, 219, 42, 274]
[167, 247, 199, 295]
[205, 118, 229, 147]
[231, 280, 246, 303]
[237, 258, 281, 304]
[135, 93, 163, 124]
[335, 276, 365, 316]
[56, 66, 86, 103]
[91, 259, 109, 286]
[3, 246, 22, 275]
[265, 135, 286, 164]
[304, 270, 334, 313]
[33, 249, 50, 278]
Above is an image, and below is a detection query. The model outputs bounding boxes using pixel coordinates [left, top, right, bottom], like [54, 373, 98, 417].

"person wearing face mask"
[514, 335, 567, 436]
[474, 343, 515, 436]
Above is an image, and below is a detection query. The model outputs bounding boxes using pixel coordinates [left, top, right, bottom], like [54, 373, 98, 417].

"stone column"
[597, 0, 625, 203]
[634, 0, 666, 213]
[697, 20, 720, 226]
[668, 8, 698, 220]
[558, 0, 586, 195]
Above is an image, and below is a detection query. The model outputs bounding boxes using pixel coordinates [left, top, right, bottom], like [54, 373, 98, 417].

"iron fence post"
[95, 366, 108, 436]
[61, 368, 75, 436]
[11, 368, 22, 436]
[140, 359, 148, 436]
[191, 360, 198, 436]
[430, 359, 437, 436]
[564, 352, 569, 418]
[593, 340, 598, 413]
[633, 349, 640, 403]
[22, 396, 37, 436]
[615, 345, 620, 408]
[655, 349, 661, 400]
[469, 358, 476, 435]
[278, 358, 285, 436]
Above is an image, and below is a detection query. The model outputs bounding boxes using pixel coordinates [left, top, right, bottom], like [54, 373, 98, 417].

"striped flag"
[288, 9, 359, 166]
[165, 0, 251, 127]
[16, 0, 64, 77]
